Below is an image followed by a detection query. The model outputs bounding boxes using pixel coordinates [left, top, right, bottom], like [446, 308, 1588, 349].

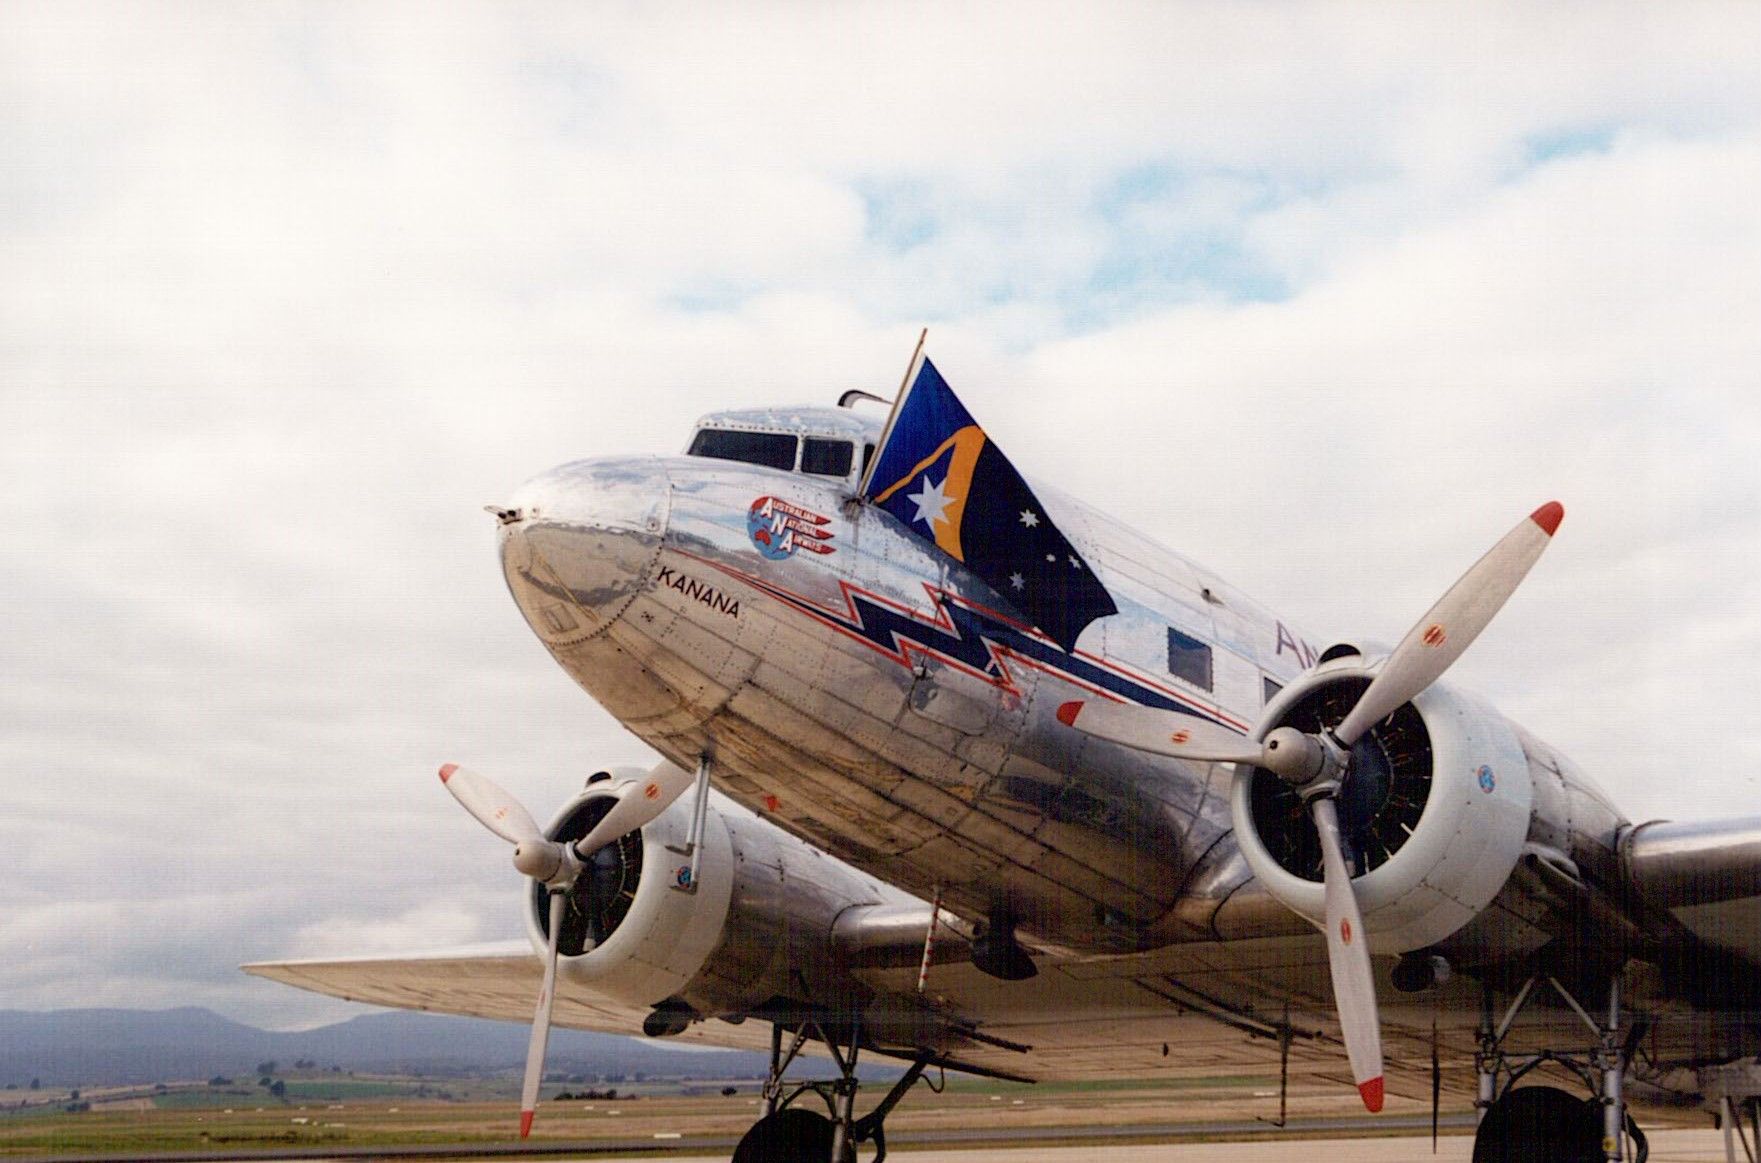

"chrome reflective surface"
[501, 457, 672, 640]
[490, 409, 1667, 967]
[1623, 816, 1761, 907]
[499, 439, 1255, 952]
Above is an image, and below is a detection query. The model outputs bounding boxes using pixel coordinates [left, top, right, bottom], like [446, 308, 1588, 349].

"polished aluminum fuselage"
[495, 407, 1372, 955]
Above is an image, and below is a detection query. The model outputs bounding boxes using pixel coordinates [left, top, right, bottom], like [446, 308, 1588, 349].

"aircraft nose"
[498, 458, 671, 639]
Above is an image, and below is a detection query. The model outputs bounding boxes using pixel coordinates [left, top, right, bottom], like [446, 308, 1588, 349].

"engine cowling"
[524, 766, 892, 1023]
[1231, 655, 1533, 954]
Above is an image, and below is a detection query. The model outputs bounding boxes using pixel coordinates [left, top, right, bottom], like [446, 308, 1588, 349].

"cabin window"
[801, 438, 854, 478]
[687, 428, 797, 471]
[1167, 627, 1214, 692]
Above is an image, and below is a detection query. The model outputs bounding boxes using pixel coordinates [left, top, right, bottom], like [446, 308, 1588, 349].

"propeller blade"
[1333, 501, 1563, 748]
[439, 764, 542, 845]
[571, 765, 697, 856]
[1056, 701, 1266, 764]
[1311, 796, 1384, 1112]
[519, 891, 565, 1139]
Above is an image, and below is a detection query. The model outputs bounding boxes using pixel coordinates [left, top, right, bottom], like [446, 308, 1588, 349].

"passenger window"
[1167, 627, 1214, 692]
[801, 438, 854, 477]
[688, 429, 797, 471]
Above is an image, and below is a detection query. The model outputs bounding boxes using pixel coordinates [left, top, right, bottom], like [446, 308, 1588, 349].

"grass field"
[0, 1071, 1711, 1158]
[0, 1072, 1284, 1156]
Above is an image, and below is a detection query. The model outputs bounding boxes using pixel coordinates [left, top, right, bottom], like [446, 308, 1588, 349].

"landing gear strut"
[1699, 1062, 1761, 1163]
[1472, 973, 1647, 1163]
[732, 1015, 932, 1163]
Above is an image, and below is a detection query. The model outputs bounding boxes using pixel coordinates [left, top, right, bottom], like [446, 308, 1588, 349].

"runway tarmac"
[622, 1130, 1731, 1161]
[9, 1127, 1739, 1162]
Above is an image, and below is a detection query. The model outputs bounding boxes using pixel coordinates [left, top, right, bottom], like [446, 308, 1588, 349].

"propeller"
[522, 891, 564, 1139]
[1313, 794, 1382, 1110]
[1057, 501, 1564, 1113]
[1329, 501, 1563, 749]
[438, 762, 694, 1137]
[569, 764, 697, 858]
[1054, 703, 1328, 784]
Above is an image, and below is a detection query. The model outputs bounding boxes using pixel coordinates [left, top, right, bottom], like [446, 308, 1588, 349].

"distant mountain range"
[0, 1008, 773, 1088]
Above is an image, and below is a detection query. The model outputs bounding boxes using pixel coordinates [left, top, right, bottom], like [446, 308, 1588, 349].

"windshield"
[687, 428, 797, 471]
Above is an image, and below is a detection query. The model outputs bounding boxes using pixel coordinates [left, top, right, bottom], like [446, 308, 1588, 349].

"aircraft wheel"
[730, 1107, 853, 1163]
[1471, 1085, 1604, 1163]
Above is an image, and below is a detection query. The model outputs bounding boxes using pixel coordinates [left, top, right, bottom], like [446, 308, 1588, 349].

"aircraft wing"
[244, 932, 1467, 1098]
[244, 942, 779, 1056]
[1623, 817, 1761, 967]
[243, 809, 1761, 1106]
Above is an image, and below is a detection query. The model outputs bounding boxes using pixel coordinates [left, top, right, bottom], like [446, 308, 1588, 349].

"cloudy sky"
[3, 3, 1757, 1030]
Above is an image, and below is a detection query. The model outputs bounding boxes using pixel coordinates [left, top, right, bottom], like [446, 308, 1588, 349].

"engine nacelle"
[524, 765, 891, 1023]
[1230, 657, 1533, 954]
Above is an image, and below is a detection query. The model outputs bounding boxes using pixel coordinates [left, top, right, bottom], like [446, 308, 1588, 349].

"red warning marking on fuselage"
[1170, 729, 1191, 744]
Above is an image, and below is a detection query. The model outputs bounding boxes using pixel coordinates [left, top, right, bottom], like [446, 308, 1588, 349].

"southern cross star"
[1019, 509, 1040, 528]
[907, 474, 957, 530]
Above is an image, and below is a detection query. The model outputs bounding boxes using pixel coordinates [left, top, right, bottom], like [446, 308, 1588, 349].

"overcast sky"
[3, 3, 1757, 1030]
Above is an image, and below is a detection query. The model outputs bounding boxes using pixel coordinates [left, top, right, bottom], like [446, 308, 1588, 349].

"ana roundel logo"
[748, 496, 836, 560]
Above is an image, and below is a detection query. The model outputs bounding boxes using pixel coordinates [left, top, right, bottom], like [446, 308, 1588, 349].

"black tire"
[731, 1107, 852, 1163]
[1472, 1085, 1605, 1163]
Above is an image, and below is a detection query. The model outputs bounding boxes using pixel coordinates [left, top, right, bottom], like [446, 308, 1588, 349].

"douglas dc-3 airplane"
[250, 349, 1761, 1163]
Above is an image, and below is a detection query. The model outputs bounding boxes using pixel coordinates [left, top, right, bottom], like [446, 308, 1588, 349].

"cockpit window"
[688, 428, 797, 471]
[801, 438, 854, 478]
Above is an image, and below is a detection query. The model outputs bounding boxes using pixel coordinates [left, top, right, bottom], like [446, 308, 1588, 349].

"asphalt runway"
[10, 1129, 1739, 1162]
[584, 1129, 1734, 1162]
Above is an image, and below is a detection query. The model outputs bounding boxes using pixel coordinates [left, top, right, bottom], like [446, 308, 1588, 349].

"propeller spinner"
[1058, 501, 1564, 1112]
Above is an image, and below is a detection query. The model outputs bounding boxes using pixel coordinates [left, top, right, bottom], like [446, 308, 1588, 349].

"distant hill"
[0, 1008, 773, 1088]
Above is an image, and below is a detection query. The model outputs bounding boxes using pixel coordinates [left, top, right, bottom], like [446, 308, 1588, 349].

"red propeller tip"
[438, 763, 457, 783]
[1056, 701, 1083, 727]
[1358, 1076, 1385, 1113]
[1529, 501, 1564, 537]
[519, 1110, 534, 1138]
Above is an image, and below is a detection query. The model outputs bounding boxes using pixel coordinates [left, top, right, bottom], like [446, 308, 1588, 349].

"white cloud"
[287, 902, 495, 960]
